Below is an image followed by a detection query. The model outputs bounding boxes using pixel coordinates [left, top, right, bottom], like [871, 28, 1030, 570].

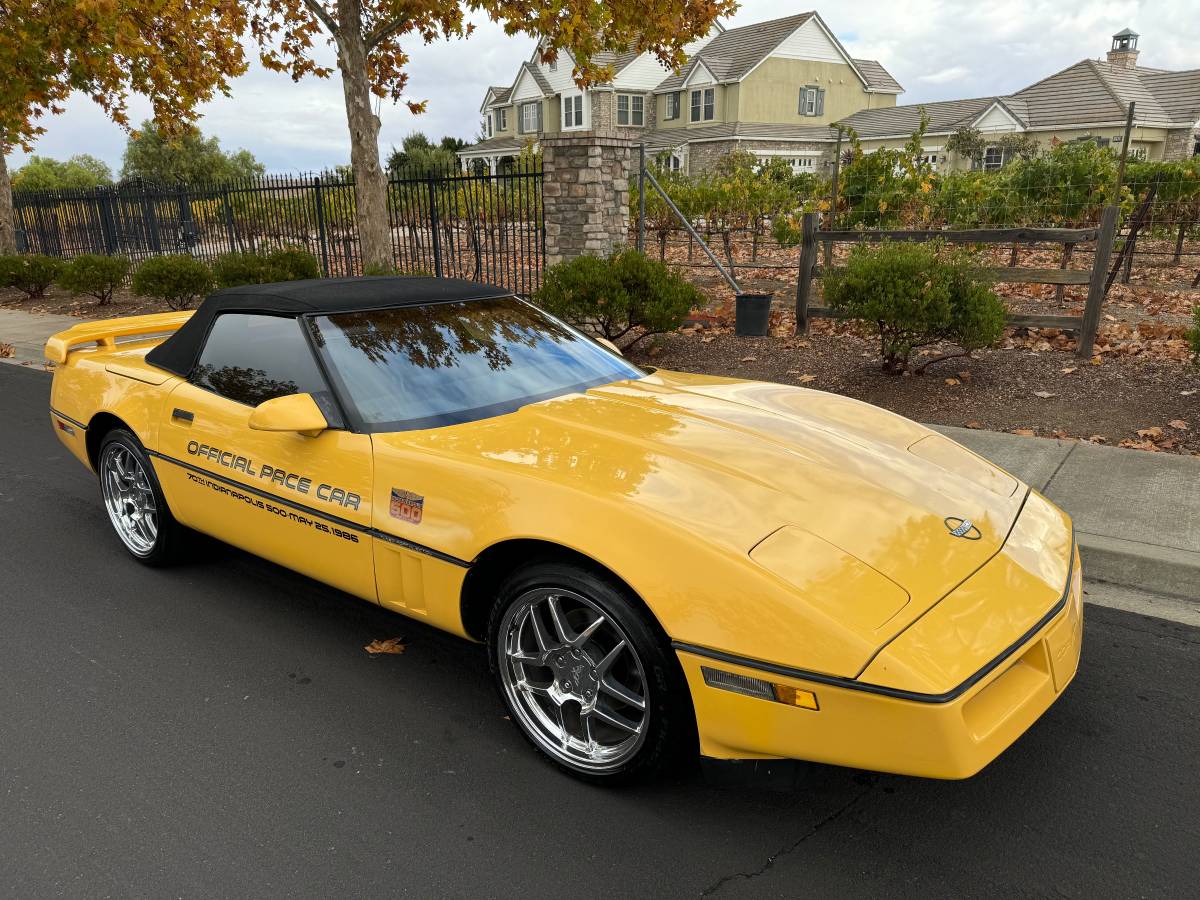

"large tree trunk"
[336, 0, 391, 272]
[0, 153, 16, 255]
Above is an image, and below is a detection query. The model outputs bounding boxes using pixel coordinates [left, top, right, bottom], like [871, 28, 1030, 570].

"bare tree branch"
[366, 16, 407, 50]
[301, 0, 339, 37]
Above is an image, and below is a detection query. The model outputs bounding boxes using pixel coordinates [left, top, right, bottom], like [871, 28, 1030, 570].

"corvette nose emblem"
[945, 517, 982, 540]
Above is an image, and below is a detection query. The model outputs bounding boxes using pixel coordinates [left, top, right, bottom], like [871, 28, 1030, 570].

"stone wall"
[1163, 128, 1197, 161]
[541, 134, 635, 266]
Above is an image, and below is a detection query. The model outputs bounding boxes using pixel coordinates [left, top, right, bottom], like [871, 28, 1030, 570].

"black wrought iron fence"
[12, 160, 545, 295]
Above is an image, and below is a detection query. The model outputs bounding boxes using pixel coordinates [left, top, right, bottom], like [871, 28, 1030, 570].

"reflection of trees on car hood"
[311, 299, 573, 371]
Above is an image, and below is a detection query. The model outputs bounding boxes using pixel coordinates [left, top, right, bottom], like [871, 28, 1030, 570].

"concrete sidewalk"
[3, 307, 1195, 598]
[0, 308, 80, 365]
[938, 425, 1199, 599]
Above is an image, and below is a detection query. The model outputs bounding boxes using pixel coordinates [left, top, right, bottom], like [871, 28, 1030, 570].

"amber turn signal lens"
[773, 684, 819, 710]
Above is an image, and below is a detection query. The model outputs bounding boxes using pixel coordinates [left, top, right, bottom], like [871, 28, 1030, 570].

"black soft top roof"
[146, 276, 511, 377]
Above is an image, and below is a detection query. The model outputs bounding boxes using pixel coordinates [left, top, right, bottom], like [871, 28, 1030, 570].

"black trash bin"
[735, 292, 772, 336]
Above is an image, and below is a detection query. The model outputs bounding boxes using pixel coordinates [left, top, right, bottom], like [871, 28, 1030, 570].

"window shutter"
[816, 89, 826, 116]
[536, 102, 544, 132]
[799, 89, 805, 115]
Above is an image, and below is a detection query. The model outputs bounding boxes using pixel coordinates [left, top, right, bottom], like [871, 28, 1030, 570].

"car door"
[152, 311, 376, 602]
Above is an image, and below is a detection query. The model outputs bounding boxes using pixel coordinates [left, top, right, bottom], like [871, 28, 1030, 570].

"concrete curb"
[1078, 533, 1200, 601]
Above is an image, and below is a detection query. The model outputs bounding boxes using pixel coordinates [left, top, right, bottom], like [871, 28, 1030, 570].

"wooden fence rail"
[796, 205, 1120, 359]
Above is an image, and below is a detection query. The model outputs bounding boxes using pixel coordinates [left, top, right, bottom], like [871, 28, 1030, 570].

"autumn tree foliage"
[0, 0, 249, 252]
[245, 1, 737, 268]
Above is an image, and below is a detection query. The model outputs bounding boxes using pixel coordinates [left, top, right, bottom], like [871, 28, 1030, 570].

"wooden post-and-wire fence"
[794, 206, 1120, 360]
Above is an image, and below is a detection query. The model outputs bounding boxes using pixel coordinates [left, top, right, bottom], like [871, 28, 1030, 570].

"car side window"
[191, 313, 327, 407]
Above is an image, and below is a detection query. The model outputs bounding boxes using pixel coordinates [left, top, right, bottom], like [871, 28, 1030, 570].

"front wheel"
[98, 428, 188, 566]
[487, 561, 693, 784]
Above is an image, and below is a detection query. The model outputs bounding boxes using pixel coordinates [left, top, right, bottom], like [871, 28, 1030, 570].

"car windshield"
[307, 296, 644, 432]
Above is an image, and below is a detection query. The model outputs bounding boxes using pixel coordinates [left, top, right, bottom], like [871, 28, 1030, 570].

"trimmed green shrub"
[534, 249, 702, 350]
[57, 254, 131, 305]
[211, 246, 320, 289]
[823, 240, 1007, 374]
[0, 254, 64, 299]
[132, 255, 213, 310]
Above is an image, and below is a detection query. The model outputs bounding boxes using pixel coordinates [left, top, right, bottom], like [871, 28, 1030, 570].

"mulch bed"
[628, 317, 1200, 456]
[1, 285, 165, 319]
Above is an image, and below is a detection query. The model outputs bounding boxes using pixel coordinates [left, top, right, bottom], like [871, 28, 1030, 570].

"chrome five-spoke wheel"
[498, 588, 649, 773]
[100, 442, 159, 557]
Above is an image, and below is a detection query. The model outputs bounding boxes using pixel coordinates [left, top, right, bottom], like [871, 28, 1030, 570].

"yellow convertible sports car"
[45, 276, 1082, 784]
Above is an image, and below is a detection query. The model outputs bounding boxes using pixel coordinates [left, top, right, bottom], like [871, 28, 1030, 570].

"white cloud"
[7, 1, 1197, 174]
[918, 66, 970, 84]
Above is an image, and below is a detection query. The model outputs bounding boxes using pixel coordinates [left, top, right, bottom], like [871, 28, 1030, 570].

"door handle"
[172, 408, 195, 423]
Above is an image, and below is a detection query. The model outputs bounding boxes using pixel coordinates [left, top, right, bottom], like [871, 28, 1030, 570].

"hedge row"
[0, 246, 322, 310]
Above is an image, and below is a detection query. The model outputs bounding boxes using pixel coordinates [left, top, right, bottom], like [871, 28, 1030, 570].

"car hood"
[409, 370, 1027, 641]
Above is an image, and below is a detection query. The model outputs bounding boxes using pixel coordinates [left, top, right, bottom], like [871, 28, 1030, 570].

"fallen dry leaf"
[966, 421, 984, 429]
[944, 378, 960, 386]
[739, 355, 757, 363]
[1136, 426, 1164, 439]
[1033, 391, 1056, 399]
[364, 637, 406, 655]
[1061, 367, 1077, 374]
[0, 342, 13, 359]
[798, 374, 818, 383]
[1089, 435, 1108, 443]
[1168, 419, 1189, 430]
[956, 371, 972, 381]
[1011, 428, 1037, 436]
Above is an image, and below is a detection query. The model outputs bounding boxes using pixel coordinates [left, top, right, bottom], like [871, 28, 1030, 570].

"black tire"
[96, 427, 189, 567]
[486, 559, 694, 785]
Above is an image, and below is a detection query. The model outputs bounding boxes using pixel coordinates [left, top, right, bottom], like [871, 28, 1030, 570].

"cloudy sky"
[9, 0, 1198, 175]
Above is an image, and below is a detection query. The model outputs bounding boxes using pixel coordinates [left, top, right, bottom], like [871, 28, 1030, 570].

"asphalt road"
[2, 363, 1197, 899]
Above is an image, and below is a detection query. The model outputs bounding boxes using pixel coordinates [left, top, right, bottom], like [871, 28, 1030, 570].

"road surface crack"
[699, 785, 874, 896]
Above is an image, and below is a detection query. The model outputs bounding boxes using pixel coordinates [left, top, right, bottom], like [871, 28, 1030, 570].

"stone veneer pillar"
[541, 133, 634, 266]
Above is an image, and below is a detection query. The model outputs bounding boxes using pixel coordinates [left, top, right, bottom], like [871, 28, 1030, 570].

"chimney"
[1107, 28, 1140, 69]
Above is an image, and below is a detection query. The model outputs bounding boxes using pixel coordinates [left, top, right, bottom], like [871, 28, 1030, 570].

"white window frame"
[982, 146, 1007, 171]
[562, 93, 585, 130]
[520, 101, 541, 134]
[690, 89, 702, 122]
[617, 93, 645, 127]
[665, 92, 680, 120]
[496, 107, 507, 131]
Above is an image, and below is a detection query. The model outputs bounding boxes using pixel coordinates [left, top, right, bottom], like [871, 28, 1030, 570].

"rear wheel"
[487, 561, 692, 784]
[98, 428, 187, 566]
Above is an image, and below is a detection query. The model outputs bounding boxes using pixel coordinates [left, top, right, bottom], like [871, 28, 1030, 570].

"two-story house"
[838, 30, 1200, 169]
[457, 11, 903, 174]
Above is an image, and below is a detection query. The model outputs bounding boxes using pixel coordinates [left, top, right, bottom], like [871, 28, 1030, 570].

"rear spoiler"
[44, 311, 194, 364]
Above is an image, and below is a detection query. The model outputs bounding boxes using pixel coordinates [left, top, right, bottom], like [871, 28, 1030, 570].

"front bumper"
[678, 544, 1083, 780]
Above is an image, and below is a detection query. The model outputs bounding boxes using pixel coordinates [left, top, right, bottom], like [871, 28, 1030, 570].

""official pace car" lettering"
[185, 440, 361, 509]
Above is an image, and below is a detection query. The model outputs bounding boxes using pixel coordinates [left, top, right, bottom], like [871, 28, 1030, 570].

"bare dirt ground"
[630, 231, 1200, 455]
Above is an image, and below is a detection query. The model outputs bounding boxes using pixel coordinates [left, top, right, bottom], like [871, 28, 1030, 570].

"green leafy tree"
[121, 121, 265, 184]
[387, 132, 460, 176]
[945, 126, 987, 169]
[823, 240, 1006, 374]
[58, 254, 131, 304]
[11, 155, 113, 192]
[132, 254, 213, 309]
[535, 250, 701, 350]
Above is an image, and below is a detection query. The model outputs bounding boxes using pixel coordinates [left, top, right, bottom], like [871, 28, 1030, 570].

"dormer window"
[549, 59, 558, 72]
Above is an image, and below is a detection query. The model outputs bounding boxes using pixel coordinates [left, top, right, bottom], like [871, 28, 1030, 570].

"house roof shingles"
[841, 56, 1200, 139]
[655, 12, 817, 92]
[851, 58, 904, 93]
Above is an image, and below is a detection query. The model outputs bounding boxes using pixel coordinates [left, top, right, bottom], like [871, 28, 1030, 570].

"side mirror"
[596, 336, 623, 356]
[248, 393, 328, 437]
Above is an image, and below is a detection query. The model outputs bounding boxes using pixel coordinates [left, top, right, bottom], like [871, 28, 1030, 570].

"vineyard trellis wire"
[629, 139, 1200, 287]
[11, 158, 545, 295]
